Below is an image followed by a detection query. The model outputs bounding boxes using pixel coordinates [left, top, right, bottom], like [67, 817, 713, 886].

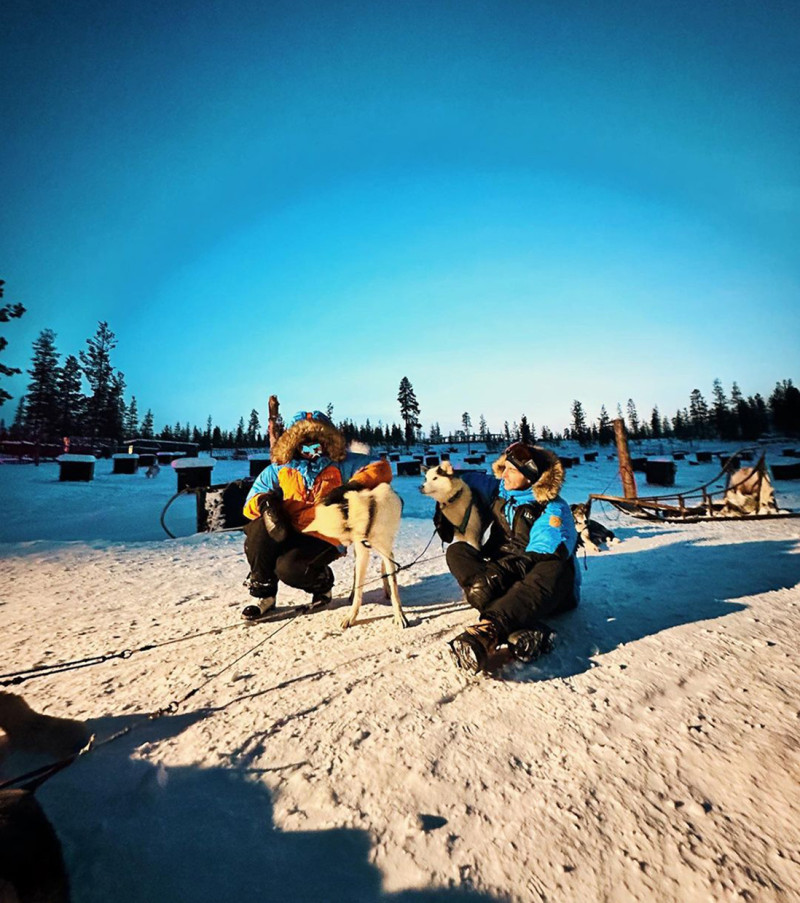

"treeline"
[567, 379, 800, 446]
[1, 306, 798, 452]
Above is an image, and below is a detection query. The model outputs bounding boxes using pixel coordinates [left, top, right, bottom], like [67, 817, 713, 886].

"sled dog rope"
[0, 615, 299, 793]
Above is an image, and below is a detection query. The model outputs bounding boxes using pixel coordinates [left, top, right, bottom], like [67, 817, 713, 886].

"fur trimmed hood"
[491, 445, 564, 503]
[271, 415, 347, 464]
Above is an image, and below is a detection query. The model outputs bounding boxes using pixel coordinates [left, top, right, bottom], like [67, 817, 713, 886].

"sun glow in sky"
[1, 0, 798, 435]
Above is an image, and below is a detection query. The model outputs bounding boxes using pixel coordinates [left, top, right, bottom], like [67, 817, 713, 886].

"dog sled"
[589, 451, 800, 523]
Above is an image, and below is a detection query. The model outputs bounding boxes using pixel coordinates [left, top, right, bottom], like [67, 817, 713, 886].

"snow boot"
[507, 623, 556, 663]
[241, 581, 278, 621]
[448, 619, 501, 673]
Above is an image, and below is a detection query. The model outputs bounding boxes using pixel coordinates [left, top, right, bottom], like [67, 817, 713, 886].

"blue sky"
[1, 0, 798, 436]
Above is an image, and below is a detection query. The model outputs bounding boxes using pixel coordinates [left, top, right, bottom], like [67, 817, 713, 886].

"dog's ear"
[438, 461, 454, 475]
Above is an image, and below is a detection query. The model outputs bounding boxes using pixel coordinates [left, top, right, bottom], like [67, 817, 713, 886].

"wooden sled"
[590, 451, 800, 523]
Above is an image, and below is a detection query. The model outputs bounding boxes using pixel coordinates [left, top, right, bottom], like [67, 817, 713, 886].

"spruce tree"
[597, 405, 613, 445]
[24, 329, 60, 440]
[397, 377, 421, 447]
[141, 409, 155, 439]
[79, 322, 120, 438]
[124, 395, 139, 437]
[55, 355, 84, 438]
[570, 400, 588, 446]
[626, 399, 640, 438]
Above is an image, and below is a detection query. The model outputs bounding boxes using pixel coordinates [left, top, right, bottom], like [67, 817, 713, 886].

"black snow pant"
[446, 541, 578, 637]
[243, 517, 340, 595]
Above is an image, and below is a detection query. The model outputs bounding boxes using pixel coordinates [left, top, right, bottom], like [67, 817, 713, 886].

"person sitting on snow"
[439, 442, 580, 672]
[240, 410, 392, 621]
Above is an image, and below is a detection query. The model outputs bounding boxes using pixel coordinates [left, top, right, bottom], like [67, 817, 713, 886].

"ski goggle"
[291, 410, 333, 427]
[503, 442, 540, 482]
[301, 443, 323, 458]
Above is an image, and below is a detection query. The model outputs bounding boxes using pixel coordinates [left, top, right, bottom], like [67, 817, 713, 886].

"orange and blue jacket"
[243, 453, 392, 545]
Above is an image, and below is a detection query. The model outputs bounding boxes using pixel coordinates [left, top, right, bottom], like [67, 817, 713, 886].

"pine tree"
[247, 409, 260, 443]
[461, 412, 472, 451]
[55, 355, 84, 438]
[519, 414, 531, 444]
[650, 405, 661, 438]
[0, 279, 26, 407]
[24, 329, 61, 440]
[478, 414, 487, 442]
[689, 389, 709, 439]
[235, 417, 245, 446]
[626, 399, 640, 439]
[769, 379, 800, 436]
[141, 409, 155, 439]
[124, 395, 139, 436]
[712, 378, 733, 439]
[397, 377, 421, 447]
[597, 405, 613, 445]
[570, 400, 588, 446]
[79, 321, 119, 438]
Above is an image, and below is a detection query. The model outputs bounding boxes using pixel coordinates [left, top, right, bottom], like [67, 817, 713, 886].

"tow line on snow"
[1, 531, 448, 791]
[1, 530, 443, 689]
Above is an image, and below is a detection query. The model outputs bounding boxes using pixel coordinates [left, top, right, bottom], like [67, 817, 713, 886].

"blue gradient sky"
[1, 0, 798, 435]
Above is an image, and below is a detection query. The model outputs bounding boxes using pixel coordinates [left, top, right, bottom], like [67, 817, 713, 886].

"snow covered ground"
[2, 445, 800, 902]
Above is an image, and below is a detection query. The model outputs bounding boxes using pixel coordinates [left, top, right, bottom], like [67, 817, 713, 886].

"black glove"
[258, 492, 290, 542]
[433, 503, 455, 543]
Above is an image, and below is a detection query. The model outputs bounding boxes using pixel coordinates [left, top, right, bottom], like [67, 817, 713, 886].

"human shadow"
[507, 537, 800, 683]
[26, 708, 503, 903]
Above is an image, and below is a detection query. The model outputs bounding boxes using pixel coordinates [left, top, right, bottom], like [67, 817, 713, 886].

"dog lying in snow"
[570, 502, 619, 553]
[420, 461, 484, 549]
[303, 482, 407, 630]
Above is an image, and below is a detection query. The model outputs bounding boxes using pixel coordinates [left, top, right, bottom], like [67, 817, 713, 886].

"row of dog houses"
[54, 446, 800, 488]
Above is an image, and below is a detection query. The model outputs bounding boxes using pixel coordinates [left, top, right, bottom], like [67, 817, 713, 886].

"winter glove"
[258, 492, 290, 542]
[433, 503, 455, 543]
[322, 481, 363, 506]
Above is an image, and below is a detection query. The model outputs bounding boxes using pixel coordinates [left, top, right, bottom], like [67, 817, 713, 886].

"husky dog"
[420, 461, 484, 548]
[722, 466, 778, 516]
[145, 462, 160, 478]
[570, 502, 619, 553]
[303, 482, 407, 630]
[0, 691, 90, 760]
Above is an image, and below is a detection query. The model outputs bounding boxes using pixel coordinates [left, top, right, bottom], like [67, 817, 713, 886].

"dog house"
[584, 452, 598, 462]
[571, 456, 581, 466]
[396, 460, 421, 476]
[464, 456, 483, 466]
[57, 454, 96, 482]
[172, 457, 216, 491]
[630, 457, 647, 473]
[158, 451, 186, 466]
[112, 453, 139, 474]
[672, 452, 686, 460]
[425, 455, 440, 466]
[645, 458, 676, 487]
[772, 461, 800, 480]
[389, 453, 400, 462]
[248, 454, 271, 478]
[137, 453, 157, 468]
[558, 456, 573, 469]
[696, 451, 713, 463]
[439, 452, 450, 461]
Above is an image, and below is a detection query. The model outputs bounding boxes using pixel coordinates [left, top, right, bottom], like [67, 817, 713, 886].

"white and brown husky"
[303, 482, 407, 630]
[420, 461, 484, 548]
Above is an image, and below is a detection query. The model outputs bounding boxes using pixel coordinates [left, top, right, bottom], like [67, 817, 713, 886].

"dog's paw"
[341, 615, 355, 630]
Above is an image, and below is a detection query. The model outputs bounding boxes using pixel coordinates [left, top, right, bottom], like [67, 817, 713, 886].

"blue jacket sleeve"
[462, 471, 501, 508]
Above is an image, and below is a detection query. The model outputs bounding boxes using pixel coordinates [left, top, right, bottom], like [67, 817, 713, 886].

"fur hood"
[271, 416, 347, 465]
[491, 446, 564, 503]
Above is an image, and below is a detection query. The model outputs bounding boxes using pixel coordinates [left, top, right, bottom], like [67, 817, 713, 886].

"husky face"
[420, 461, 459, 501]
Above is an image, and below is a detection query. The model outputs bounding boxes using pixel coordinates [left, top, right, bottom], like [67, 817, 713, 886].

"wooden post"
[267, 395, 283, 450]
[613, 418, 638, 499]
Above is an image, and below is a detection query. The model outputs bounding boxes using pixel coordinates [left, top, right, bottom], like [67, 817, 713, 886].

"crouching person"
[444, 442, 580, 672]
[241, 410, 392, 621]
